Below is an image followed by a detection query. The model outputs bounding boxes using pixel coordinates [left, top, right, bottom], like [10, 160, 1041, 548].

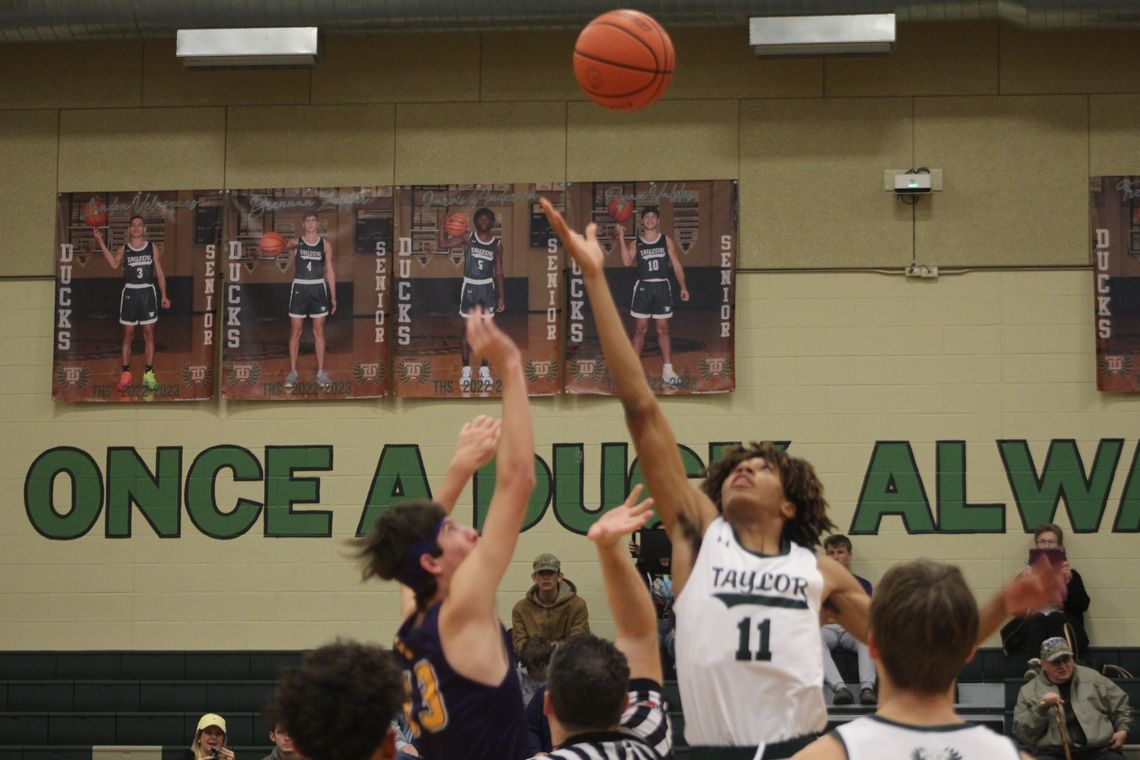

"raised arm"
[819, 557, 871, 643]
[609, 224, 636, 267]
[978, 559, 1065, 646]
[542, 199, 716, 583]
[92, 229, 123, 269]
[587, 484, 661, 683]
[444, 308, 535, 619]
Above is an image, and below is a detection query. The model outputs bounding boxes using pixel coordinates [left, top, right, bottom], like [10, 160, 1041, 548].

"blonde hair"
[191, 726, 227, 760]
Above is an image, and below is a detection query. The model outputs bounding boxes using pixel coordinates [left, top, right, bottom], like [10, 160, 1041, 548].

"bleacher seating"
[0, 648, 1137, 759]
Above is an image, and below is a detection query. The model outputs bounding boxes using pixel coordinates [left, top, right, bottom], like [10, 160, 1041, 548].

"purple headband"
[395, 516, 446, 588]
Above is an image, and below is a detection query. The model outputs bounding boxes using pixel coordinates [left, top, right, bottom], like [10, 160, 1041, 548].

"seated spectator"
[793, 560, 1032, 760]
[631, 526, 675, 669]
[517, 636, 553, 707]
[1002, 523, 1091, 664]
[820, 534, 876, 705]
[524, 685, 552, 756]
[1013, 637, 1132, 760]
[274, 640, 405, 760]
[191, 714, 235, 760]
[511, 553, 590, 656]
[260, 718, 300, 760]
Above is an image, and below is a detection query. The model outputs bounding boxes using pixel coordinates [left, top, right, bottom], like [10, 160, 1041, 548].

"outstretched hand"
[588, 484, 655, 549]
[540, 197, 605, 277]
[452, 415, 501, 473]
[465, 306, 519, 371]
[1004, 557, 1067, 617]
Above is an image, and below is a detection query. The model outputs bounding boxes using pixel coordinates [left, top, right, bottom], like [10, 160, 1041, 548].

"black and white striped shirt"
[535, 679, 673, 760]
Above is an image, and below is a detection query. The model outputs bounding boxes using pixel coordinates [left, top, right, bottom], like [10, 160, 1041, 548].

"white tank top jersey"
[673, 517, 826, 746]
[834, 716, 1022, 760]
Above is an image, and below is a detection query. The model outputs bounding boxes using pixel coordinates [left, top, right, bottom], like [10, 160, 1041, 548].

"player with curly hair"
[540, 199, 1065, 760]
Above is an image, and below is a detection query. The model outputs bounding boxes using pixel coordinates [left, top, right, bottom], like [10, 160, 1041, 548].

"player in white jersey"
[793, 560, 1031, 760]
[540, 199, 1064, 760]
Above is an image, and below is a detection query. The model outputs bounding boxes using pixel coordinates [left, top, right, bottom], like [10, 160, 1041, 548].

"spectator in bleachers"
[524, 685, 552, 756]
[260, 718, 301, 760]
[1013, 636, 1132, 760]
[517, 636, 553, 707]
[511, 553, 590, 656]
[275, 640, 405, 760]
[820, 534, 877, 705]
[631, 527, 676, 671]
[191, 713, 235, 760]
[1002, 523, 1092, 664]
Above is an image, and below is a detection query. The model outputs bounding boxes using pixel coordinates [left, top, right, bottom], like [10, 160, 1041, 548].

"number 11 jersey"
[673, 516, 826, 747]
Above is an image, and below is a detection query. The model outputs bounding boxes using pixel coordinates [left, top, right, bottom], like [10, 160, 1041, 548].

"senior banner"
[52, 190, 221, 402]
[564, 179, 737, 395]
[393, 183, 565, 398]
[1091, 176, 1140, 392]
[222, 187, 393, 400]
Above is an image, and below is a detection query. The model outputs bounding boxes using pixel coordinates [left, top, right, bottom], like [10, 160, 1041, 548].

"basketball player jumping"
[541, 198, 1063, 760]
[281, 211, 336, 390]
[439, 207, 505, 392]
[93, 216, 170, 393]
[609, 205, 689, 388]
[354, 307, 533, 760]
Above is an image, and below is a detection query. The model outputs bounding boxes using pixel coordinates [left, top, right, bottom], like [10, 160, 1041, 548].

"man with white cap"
[1013, 636, 1133, 760]
[511, 552, 590, 656]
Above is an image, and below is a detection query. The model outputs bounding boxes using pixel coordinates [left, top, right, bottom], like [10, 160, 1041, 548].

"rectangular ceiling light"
[176, 27, 320, 67]
[749, 14, 895, 56]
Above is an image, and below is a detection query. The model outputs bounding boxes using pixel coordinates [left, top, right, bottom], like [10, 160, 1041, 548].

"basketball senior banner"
[564, 179, 737, 395]
[53, 190, 221, 402]
[1090, 176, 1140, 392]
[393, 184, 565, 398]
[222, 188, 393, 400]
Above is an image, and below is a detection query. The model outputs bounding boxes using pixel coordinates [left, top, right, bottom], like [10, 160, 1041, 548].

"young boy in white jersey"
[792, 559, 1031, 760]
[539, 199, 1064, 760]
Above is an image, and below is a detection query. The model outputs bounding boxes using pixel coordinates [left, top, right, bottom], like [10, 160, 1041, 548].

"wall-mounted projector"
[176, 28, 319, 68]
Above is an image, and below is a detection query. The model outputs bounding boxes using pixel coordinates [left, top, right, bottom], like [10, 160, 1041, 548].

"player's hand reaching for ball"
[465, 306, 519, 371]
[540, 198, 605, 277]
[452, 415, 502, 474]
[588, 484, 654, 549]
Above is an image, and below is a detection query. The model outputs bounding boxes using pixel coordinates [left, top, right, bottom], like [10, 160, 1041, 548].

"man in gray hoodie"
[511, 553, 590, 656]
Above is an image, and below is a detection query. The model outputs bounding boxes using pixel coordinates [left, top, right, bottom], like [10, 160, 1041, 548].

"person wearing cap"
[191, 713, 235, 760]
[1013, 636, 1133, 760]
[511, 552, 590, 657]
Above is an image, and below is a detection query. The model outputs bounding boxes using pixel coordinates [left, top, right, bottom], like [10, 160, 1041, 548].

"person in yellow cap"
[191, 713, 235, 760]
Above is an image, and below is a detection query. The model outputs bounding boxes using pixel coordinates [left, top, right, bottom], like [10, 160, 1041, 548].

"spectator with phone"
[1002, 523, 1091, 666]
[189, 714, 236, 760]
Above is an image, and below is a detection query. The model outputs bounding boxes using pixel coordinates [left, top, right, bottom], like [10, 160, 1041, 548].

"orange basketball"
[259, 231, 286, 256]
[82, 198, 108, 228]
[608, 197, 634, 223]
[444, 212, 468, 237]
[573, 9, 675, 112]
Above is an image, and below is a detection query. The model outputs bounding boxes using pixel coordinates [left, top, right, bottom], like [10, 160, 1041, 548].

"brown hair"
[823, 534, 852, 553]
[1033, 523, 1064, 546]
[701, 441, 834, 549]
[350, 501, 446, 610]
[871, 560, 978, 695]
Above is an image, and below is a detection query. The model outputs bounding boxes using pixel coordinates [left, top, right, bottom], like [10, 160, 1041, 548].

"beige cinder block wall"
[1, 22, 1139, 650]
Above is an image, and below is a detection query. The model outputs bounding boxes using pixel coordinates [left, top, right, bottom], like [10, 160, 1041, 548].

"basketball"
[259, 231, 286, 257]
[444, 212, 468, 238]
[573, 9, 675, 112]
[82, 198, 108, 228]
[608, 197, 634, 223]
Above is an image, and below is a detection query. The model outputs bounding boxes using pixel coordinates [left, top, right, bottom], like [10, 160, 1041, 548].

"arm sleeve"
[511, 603, 528, 655]
[1064, 569, 1090, 614]
[621, 679, 673, 760]
[569, 598, 590, 636]
[1103, 679, 1134, 733]
[1012, 687, 1051, 745]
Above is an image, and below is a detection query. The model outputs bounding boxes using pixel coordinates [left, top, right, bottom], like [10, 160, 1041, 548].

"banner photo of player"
[393, 184, 565, 398]
[223, 187, 393, 400]
[564, 179, 737, 395]
[53, 190, 221, 403]
[1090, 176, 1140, 392]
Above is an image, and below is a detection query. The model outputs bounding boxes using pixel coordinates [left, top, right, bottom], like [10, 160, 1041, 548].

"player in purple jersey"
[354, 307, 534, 760]
[93, 215, 170, 393]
